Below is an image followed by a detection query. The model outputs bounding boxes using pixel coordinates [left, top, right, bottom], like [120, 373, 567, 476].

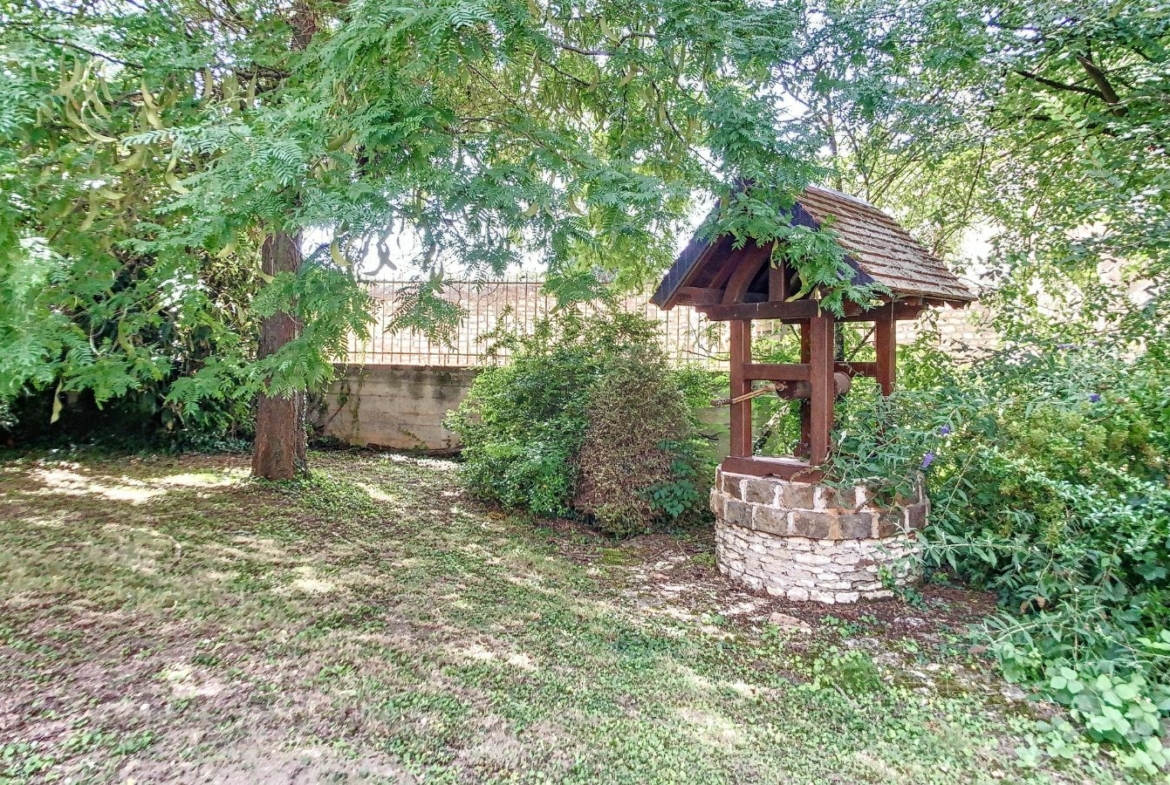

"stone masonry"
[710, 468, 929, 604]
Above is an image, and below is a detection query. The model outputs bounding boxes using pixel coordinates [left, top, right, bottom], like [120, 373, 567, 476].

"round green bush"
[446, 306, 709, 534]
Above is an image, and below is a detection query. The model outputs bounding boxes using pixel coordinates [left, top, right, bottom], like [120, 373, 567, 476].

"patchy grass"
[0, 450, 1129, 783]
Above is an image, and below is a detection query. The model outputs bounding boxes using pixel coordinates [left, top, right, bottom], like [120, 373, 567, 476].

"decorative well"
[653, 186, 975, 603]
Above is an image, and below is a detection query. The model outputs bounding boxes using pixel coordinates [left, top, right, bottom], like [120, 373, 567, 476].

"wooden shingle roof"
[653, 185, 975, 309]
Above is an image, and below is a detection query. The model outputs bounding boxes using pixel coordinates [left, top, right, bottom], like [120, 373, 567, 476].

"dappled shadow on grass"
[0, 451, 1124, 784]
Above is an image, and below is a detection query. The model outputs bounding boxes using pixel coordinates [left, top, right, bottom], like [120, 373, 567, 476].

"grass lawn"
[0, 450, 1129, 783]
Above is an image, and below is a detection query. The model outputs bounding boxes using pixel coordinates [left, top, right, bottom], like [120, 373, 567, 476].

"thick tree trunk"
[251, 231, 306, 480]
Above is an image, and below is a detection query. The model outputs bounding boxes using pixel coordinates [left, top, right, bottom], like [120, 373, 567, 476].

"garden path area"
[0, 451, 1124, 783]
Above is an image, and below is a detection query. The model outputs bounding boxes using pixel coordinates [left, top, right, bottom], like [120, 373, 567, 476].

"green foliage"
[575, 347, 706, 535]
[5, 0, 901, 451]
[827, 332, 1170, 771]
[0, 1, 374, 446]
[447, 305, 707, 532]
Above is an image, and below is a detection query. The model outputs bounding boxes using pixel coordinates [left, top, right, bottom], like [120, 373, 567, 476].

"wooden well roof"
[653, 185, 975, 309]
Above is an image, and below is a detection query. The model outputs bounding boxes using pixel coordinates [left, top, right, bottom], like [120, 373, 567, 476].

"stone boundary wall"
[315, 364, 736, 456]
[710, 469, 928, 604]
[315, 365, 478, 452]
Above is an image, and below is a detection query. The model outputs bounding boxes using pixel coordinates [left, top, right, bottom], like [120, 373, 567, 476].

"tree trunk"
[251, 231, 306, 480]
[251, 1, 316, 481]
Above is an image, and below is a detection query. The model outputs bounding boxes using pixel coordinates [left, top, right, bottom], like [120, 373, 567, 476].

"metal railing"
[345, 278, 729, 368]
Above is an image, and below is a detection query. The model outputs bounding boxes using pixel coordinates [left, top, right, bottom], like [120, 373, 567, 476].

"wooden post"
[768, 261, 786, 301]
[808, 314, 835, 465]
[875, 313, 896, 396]
[797, 321, 811, 457]
[729, 320, 752, 457]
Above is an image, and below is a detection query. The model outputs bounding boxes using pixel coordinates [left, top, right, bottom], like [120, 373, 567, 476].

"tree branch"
[1075, 53, 1124, 110]
[1014, 68, 1103, 100]
[545, 31, 656, 57]
[9, 25, 144, 69]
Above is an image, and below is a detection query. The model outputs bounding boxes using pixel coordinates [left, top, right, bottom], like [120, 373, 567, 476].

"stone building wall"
[897, 302, 995, 354]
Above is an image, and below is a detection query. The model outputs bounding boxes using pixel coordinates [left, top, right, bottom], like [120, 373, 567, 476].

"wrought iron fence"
[345, 278, 729, 368]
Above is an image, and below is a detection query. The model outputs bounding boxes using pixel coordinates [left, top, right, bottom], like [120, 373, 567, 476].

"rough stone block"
[836, 512, 874, 540]
[895, 478, 926, 507]
[787, 588, 810, 602]
[709, 489, 725, 518]
[861, 589, 895, 600]
[742, 478, 780, 505]
[812, 486, 838, 511]
[834, 591, 861, 604]
[792, 552, 832, 566]
[753, 506, 791, 536]
[722, 499, 754, 528]
[874, 509, 903, 538]
[780, 482, 816, 510]
[906, 502, 928, 531]
[789, 511, 836, 539]
[720, 471, 745, 498]
[832, 551, 863, 566]
[809, 590, 837, 604]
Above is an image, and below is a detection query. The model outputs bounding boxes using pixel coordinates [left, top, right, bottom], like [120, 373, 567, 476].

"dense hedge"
[446, 307, 711, 535]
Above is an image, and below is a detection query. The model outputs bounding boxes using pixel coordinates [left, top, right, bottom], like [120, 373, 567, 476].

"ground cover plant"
[0, 449, 1145, 783]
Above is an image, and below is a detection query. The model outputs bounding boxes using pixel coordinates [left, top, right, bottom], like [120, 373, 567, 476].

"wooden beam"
[835, 361, 878, 377]
[702, 298, 821, 321]
[843, 303, 925, 323]
[675, 286, 723, 306]
[699, 299, 925, 323]
[728, 320, 752, 457]
[808, 314, 834, 465]
[742, 363, 809, 382]
[720, 456, 823, 483]
[875, 314, 896, 395]
[705, 251, 739, 292]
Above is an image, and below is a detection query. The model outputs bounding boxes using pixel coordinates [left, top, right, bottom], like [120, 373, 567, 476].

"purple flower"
[1089, 393, 1101, 403]
[939, 425, 952, 436]
[921, 452, 935, 470]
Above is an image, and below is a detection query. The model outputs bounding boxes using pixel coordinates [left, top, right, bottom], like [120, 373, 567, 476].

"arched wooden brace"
[720, 244, 770, 306]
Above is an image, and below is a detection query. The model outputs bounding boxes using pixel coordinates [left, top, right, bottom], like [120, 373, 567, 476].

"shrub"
[825, 334, 1170, 772]
[447, 306, 709, 533]
[574, 346, 705, 535]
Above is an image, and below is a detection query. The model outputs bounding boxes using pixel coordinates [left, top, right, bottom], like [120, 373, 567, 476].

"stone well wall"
[710, 468, 929, 604]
